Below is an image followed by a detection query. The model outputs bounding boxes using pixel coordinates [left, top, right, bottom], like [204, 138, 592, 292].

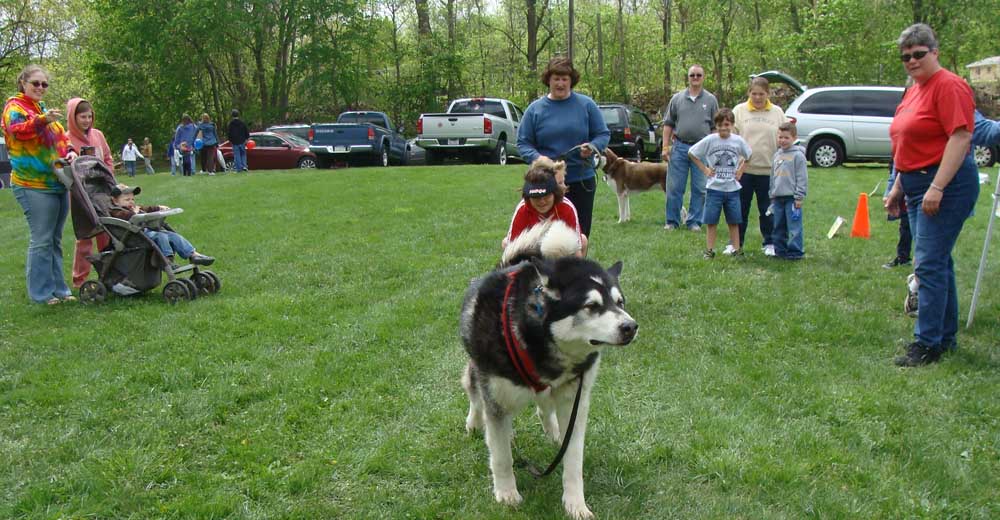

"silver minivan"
[755, 71, 906, 168]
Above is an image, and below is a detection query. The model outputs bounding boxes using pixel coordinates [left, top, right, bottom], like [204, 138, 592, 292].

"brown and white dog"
[601, 148, 668, 223]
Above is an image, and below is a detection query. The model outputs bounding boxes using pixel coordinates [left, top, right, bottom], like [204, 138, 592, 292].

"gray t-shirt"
[662, 89, 719, 143]
[688, 133, 752, 192]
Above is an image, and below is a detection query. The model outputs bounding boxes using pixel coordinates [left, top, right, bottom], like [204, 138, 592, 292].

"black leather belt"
[900, 169, 931, 175]
[676, 138, 698, 145]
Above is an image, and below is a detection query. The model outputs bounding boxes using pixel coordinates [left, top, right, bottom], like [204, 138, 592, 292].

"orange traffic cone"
[850, 192, 871, 238]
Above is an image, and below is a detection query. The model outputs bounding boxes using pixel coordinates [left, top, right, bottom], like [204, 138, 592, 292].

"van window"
[853, 90, 903, 118]
[797, 91, 853, 115]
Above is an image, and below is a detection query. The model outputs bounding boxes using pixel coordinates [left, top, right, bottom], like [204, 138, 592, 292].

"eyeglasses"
[688, 73, 703, 78]
[28, 80, 49, 88]
[900, 50, 930, 62]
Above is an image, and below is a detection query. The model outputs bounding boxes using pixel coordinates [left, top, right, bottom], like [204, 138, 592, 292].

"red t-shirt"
[890, 68, 975, 171]
[505, 198, 582, 245]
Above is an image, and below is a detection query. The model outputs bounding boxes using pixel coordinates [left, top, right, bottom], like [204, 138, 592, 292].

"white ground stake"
[967, 171, 1000, 328]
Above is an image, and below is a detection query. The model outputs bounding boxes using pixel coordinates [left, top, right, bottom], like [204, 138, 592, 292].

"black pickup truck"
[309, 111, 408, 167]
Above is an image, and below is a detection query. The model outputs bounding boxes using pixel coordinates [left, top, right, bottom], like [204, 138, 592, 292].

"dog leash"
[519, 372, 585, 478]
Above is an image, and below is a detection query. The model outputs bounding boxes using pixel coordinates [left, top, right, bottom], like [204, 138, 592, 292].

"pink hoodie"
[66, 97, 114, 170]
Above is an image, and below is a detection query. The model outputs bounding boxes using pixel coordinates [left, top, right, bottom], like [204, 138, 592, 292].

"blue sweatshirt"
[973, 109, 1000, 146]
[517, 92, 610, 183]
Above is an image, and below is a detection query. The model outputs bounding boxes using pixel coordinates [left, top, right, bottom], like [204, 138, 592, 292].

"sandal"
[45, 297, 61, 305]
[61, 295, 77, 303]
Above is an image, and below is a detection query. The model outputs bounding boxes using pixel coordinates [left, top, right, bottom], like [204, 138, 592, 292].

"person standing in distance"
[227, 109, 250, 172]
[661, 64, 719, 231]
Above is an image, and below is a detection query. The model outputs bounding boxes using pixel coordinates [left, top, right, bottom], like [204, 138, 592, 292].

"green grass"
[1, 164, 999, 519]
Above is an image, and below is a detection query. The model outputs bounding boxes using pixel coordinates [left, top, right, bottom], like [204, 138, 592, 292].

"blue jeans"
[901, 154, 979, 349]
[144, 230, 196, 259]
[125, 160, 136, 177]
[169, 153, 177, 176]
[771, 196, 804, 259]
[703, 189, 742, 225]
[12, 186, 72, 302]
[665, 141, 706, 228]
[233, 143, 247, 172]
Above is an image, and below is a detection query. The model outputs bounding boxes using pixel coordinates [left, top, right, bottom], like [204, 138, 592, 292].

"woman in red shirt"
[503, 158, 587, 257]
[885, 23, 979, 367]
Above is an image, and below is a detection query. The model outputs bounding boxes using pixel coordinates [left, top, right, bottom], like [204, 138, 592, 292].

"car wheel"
[974, 145, 996, 168]
[492, 140, 507, 165]
[808, 138, 844, 168]
[297, 156, 316, 169]
[225, 159, 235, 171]
[632, 140, 644, 162]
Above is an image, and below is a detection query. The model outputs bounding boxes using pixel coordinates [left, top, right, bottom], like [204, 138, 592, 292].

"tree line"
[2, 0, 997, 152]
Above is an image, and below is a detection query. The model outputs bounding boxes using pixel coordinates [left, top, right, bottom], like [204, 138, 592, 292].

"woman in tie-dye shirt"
[2, 64, 78, 304]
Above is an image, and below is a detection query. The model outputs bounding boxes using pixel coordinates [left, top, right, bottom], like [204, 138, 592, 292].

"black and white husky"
[460, 221, 638, 519]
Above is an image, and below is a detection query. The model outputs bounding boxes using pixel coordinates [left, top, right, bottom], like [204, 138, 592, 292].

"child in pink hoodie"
[67, 97, 116, 289]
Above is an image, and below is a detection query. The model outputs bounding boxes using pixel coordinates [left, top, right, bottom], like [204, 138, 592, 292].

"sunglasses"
[688, 73, 703, 78]
[28, 80, 49, 88]
[900, 50, 930, 62]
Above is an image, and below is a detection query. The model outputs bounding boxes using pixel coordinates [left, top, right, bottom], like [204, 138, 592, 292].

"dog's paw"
[563, 496, 593, 520]
[465, 411, 483, 434]
[494, 487, 523, 506]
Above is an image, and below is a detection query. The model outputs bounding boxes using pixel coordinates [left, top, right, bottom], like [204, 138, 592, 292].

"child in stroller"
[61, 156, 220, 303]
[109, 184, 214, 268]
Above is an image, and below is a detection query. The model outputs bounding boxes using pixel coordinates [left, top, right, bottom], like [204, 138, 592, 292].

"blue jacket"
[197, 122, 219, 146]
[173, 122, 197, 152]
[973, 110, 1000, 146]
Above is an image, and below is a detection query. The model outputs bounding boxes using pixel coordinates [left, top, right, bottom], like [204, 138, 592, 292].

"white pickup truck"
[416, 97, 524, 165]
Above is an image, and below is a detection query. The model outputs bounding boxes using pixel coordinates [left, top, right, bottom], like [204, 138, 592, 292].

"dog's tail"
[501, 220, 580, 267]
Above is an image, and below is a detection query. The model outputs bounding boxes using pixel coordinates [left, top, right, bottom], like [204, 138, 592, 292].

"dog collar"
[502, 270, 549, 392]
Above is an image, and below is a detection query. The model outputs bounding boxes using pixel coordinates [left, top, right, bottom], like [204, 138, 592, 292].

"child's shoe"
[731, 248, 744, 258]
[722, 244, 736, 255]
[190, 253, 215, 266]
[882, 256, 911, 268]
[703, 249, 716, 259]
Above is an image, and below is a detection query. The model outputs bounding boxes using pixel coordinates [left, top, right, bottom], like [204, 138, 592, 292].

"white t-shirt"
[688, 133, 752, 192]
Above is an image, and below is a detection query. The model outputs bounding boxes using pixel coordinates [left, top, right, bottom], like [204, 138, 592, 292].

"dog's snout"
[619, 320, 638, 343]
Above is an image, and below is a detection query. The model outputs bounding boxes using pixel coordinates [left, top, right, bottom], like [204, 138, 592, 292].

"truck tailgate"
[311, 124, 371, 146]
[420, 113, 487, 139]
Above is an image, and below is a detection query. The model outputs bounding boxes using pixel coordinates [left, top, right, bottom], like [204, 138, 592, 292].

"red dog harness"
[501, 270, 549, 392]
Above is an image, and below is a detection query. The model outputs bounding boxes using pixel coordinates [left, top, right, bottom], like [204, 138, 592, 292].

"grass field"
[1, 163, 998, 519]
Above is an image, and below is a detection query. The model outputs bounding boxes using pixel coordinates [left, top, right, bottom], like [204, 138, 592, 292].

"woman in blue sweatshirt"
[517, 57, 610, 242]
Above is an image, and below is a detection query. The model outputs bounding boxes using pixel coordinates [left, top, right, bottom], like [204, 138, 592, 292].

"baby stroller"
[58, 156, 221, 304]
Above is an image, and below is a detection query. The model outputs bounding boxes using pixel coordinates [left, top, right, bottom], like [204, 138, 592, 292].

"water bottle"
[791, 206, 802, 221]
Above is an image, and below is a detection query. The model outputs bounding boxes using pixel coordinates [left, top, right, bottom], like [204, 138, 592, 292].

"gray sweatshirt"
[769, 145, 808, 201]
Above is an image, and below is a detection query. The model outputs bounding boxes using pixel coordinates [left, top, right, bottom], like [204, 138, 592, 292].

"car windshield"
[451, 100, 506, 118]
[600, 107, 623, 126]
[283, 134, 310, 146]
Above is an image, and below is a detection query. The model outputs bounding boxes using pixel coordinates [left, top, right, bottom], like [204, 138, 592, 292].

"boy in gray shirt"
[769, 122, 809, 259]
[688, 108, 752, 258]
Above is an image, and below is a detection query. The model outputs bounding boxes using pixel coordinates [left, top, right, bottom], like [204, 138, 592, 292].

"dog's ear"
[606, 261, 623, 280]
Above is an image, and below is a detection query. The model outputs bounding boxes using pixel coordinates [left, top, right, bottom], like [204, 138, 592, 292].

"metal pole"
[967, 170, 1000, 328]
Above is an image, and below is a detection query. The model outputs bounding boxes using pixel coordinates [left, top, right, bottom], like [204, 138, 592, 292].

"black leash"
[519, 373, 585, 478]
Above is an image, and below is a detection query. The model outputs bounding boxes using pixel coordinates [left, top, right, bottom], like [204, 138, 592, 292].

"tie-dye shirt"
[2, 93, 72, 192]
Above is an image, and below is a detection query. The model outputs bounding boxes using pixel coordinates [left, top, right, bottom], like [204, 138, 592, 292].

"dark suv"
[598, 103, 661, 162]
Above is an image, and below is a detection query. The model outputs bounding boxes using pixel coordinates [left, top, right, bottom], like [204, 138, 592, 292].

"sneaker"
[763, 244, 777, 257]
[703, 249, 716, 259]
[664, 223, 677, 231]
[894, 342, 941, 367]
[189, 253, 215, 266]
[722, 244, 737, 255]
[882, 257, 911, 269]
[731, 248, 744, 257]
[688, 224, 702, 232]
[904, 274, 919, 316]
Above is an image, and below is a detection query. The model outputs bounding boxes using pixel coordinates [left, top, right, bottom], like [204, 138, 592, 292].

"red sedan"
[218, 131, 317, 170]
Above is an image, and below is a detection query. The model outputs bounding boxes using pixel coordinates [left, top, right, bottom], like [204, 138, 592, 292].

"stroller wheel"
[179, 278, 199, 300]
[79, 280, 107, 304]
[202, 270, 221, 294]
[163, 280, 192, 304]
[191, 272, 216, 295]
